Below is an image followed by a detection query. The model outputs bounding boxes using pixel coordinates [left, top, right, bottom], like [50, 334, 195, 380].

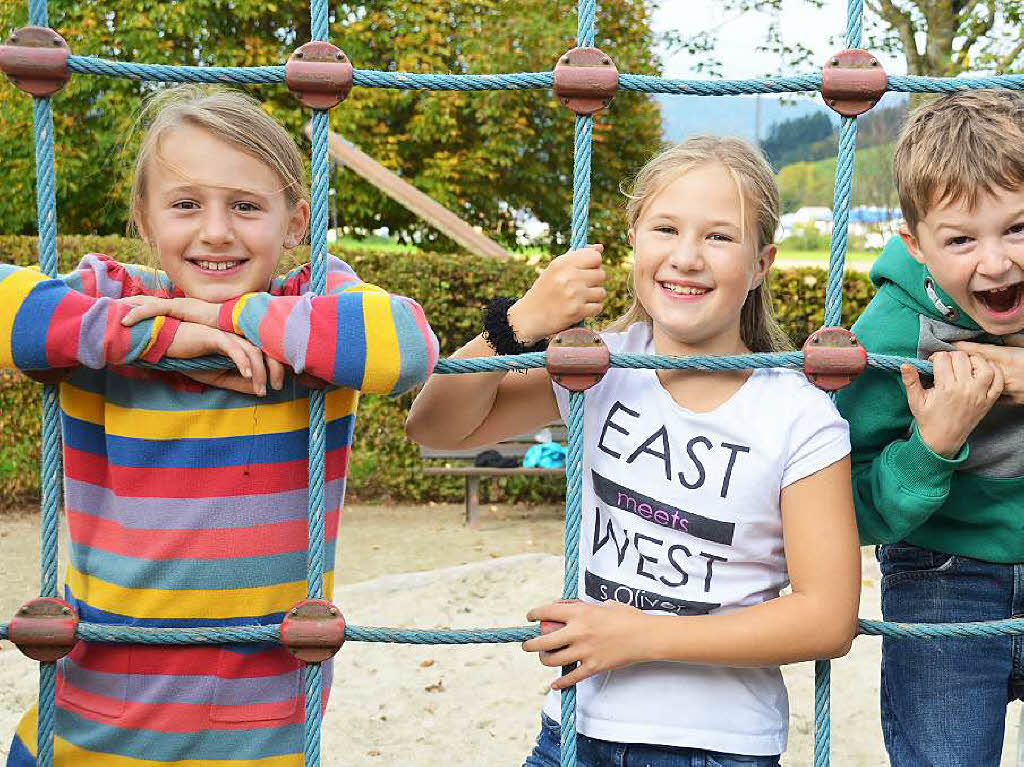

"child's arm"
[405, 246, 607, 449]
[121, 256, 438, 396]
[523, 457, 861, 688]
[835, 349, 1002, 543]
[0, 261, 179, 370]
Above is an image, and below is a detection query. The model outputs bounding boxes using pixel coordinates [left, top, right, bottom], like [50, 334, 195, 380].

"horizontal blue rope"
[8, 618, 1024, 646]
[127, 350, 935, 376]
[68, 57, 285, 83]
[57, 59, 1024, 97]
[0, 621, 538, 645]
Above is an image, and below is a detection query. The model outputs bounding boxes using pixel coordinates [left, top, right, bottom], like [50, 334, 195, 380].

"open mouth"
[188, 259, 246, 275]
[660, 282, 711, 297]
[974, 283, 1024, 316]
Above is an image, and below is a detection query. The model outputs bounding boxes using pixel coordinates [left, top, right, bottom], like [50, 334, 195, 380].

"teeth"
[662, 282, 707, 295]
[196, 260, 239, 272]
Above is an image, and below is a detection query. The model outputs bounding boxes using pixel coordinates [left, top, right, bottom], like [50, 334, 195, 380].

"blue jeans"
[523, 714, 781, 767]
[878, 542, 1024, 766]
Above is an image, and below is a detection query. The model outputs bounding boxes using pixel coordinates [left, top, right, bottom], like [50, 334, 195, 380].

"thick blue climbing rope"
[5, 0, 1024, 766]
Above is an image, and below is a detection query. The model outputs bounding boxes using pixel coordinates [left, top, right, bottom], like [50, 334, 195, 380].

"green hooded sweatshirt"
[834, 235, 1024, 562]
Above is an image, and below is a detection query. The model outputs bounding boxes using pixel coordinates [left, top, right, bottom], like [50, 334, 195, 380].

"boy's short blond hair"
[894, 90, 1024, 231]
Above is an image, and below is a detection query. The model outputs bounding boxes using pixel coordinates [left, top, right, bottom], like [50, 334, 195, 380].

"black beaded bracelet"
[482, 297, 548, 355]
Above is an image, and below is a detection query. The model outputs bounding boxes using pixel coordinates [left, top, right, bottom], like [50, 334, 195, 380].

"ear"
[750, 243, 776, 290]
[627, 227, 635, 248]
[899, 222, 926, 265]
[133, 205, 151, 246]
[286, 199, 311, 248]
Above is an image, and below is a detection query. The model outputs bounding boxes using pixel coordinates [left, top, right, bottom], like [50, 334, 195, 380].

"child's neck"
[651, 324, 753, 414]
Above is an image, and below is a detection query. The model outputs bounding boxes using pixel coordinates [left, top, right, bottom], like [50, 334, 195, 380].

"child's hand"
[120, 296, 220, 329]
[955, 337, 1024, 405]
[522, 599, 646, 690]
[901, 350, 1003, 458]
[506, 245, 606, 344]
[166, 322, 274, 397]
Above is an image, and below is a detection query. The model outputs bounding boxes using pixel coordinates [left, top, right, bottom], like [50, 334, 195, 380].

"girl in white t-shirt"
[406, 136, 860, 766]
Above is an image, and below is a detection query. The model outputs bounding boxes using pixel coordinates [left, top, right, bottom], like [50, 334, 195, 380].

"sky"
[650, 0, 907, 81]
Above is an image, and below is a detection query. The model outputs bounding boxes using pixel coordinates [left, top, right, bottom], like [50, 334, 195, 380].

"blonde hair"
[894, 90, 1024, 231]
[607, 135, 790, 353]
[128, 85, 309, 239]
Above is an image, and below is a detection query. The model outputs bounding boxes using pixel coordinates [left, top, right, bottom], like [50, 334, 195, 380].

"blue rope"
[813, 660, 830, 767]
[824, 116, 857, 328]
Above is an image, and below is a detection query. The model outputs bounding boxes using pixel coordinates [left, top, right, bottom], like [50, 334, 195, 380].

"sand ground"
[0, 502, 1021, 765]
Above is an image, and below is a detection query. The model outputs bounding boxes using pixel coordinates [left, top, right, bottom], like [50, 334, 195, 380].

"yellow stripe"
[0, 268, 47, 368]
[66, 566, 335, 620]
[15, 711, 300, 766]
[138, 315, 165, 359]
[59, 384, 357, 438]
[231, 293, 256, 333]
[358, 287, 400, 395]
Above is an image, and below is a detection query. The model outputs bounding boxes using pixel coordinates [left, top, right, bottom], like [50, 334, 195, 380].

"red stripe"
[67, 644, 306, 678]
[64, 445, 349, 497]
[66, 508, 341, 560]
[407, 298, 438, 371]
[304, 297, 338, 380]
[59, 683, 329, 731]
[45, 292, 86, 367]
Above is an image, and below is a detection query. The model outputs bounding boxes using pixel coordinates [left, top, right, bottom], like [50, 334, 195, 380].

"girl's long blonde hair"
[607, 136, 791, 353]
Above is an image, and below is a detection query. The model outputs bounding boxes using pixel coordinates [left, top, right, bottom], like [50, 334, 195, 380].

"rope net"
[2, 0, 1024, 765]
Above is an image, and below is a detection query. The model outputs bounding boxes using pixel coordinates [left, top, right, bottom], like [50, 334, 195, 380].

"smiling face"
[902, 186, 1024, 334]
[630, 163, 775, 356]
[135, 124, 310, 303]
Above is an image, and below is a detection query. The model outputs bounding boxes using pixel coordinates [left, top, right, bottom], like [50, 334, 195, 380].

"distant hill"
[657, 91, 907, 146]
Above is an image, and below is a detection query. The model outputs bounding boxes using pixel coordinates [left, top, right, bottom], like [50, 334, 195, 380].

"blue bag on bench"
[522, 442, 567, 469]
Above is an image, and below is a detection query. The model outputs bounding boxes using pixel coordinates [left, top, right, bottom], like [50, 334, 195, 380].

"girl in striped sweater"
[1, 86, 437, 766]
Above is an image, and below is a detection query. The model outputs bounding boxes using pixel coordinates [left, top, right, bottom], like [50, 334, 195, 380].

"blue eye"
[1008, 222, 1024, 235]
[235, 202, 260, 213]
[946, 235, 971, 247]
[655, 226, 676, 235]
[173, 200, 199, 210]
[709, 233, 733, 242]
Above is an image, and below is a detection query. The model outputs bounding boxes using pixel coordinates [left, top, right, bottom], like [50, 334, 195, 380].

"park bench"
[420, 424, 567, 526]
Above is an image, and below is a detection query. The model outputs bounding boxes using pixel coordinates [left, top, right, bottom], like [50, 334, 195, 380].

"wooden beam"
[307, 124, 511, 261]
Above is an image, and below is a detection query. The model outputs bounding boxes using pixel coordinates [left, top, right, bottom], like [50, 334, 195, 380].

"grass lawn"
[775, 248, 879, 268]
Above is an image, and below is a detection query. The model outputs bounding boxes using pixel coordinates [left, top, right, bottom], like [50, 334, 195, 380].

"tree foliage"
[760, 112, 835, 170]
[680, 1, 1023, 78]
[0, 1, 665, 261]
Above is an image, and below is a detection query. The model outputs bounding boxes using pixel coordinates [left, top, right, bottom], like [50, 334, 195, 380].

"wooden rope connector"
[803, 327, 867, 391]
[285, 42, 353, 110]
[280, 599, 346, 663]
[547, 327, 609, 391]
[821, 49, 887, 117]
[553, 47, 618, 115]
[8, 597, 79, 662]
[0, 27, 71, 97]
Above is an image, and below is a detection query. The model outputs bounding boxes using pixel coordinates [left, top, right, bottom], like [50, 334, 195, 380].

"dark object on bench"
[420, 425, 567, 526]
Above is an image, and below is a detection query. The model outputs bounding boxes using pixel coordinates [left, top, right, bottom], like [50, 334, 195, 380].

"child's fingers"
[988, 360, 1006, 401]
[266, 355, 286, 391]
[899, 364, 925, 411]
[948, 351, 974, 383]
[217, 335, 254, 381]
[551, 663, 591, 690]
[120, 298, 165, 326]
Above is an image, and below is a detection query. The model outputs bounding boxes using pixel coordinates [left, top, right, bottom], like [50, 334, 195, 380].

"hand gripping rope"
[3, 0, 1024, 764]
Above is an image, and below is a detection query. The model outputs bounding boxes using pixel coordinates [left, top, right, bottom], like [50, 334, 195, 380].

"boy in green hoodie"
[835, 89, 1024, 766]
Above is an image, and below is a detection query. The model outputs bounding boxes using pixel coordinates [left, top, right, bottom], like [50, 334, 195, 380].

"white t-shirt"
[542, 322, 850, 755]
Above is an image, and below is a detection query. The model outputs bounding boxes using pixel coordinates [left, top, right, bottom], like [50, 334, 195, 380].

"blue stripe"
[11, 280, 63, 370]
[58, 708, 303, 761]
[333, 293, 367, 389]
[389, 298, 428, 396]
[69, 543, 335, 591]
[5, 733, 35, 766]
[63, 587, 287, 628]
[62, 413, 354, 468]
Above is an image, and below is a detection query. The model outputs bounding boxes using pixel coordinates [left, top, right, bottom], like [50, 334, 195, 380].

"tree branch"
[870, 0, 923, 71]
[955, 1, 997, 69]
[996, 36, 1024, 72]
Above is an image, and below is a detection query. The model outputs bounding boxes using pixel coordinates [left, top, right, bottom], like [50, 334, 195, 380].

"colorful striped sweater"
[0, 254, 438, 766]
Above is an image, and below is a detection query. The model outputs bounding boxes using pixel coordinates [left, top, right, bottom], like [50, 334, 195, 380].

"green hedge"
[0, 235, 877, 508]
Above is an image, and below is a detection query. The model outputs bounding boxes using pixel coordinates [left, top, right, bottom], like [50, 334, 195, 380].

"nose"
[976, 237, 1012, 278]
[666, 237, 705, 271]
[199, 205, 235, 246]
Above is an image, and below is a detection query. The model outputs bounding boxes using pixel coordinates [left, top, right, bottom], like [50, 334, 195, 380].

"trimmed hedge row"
[0, 235, 878, 508]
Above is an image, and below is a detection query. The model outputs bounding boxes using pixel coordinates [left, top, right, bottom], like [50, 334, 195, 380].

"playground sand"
[0, 502, 1020, 765]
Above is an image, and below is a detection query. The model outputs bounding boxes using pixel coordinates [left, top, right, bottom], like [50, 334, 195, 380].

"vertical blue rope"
[559, 4, 596, 766]
[824, 116, 856, 328]
[303, 2, 330, 766]
[813, 660, 831, 767]
[29, 0, 62, 748]
[560, 392, 584, 767]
